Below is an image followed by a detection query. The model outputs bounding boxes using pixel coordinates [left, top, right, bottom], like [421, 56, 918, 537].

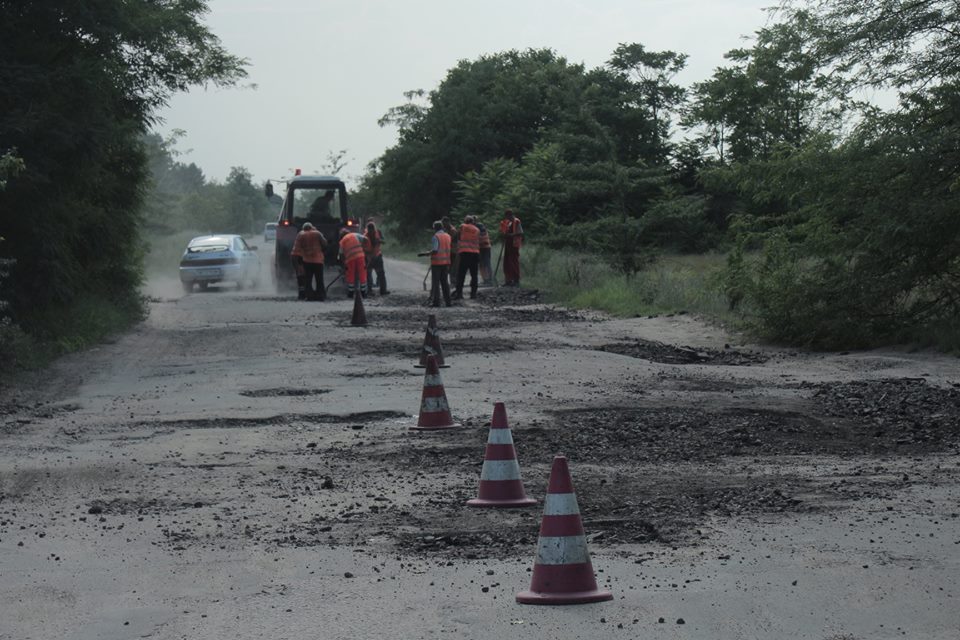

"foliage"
[367, 48, 682, 240]
[607, 43, 688, 163]
[721, 95, 960, 347]
[684, 12, 841, 164]
[525, 244, 733, 321]
[0, 1, 245, 365]
[142, 133, 274, 236]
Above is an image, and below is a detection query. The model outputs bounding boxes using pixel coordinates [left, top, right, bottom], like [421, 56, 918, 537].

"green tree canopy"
[0, 1, 246, 332]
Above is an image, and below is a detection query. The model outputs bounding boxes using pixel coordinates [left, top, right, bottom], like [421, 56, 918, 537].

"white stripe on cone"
[485, 429, 516, 445]
[543, 493, 581, 516]
[479, 460, 523, 481]
[423, 374, 443, 387]
[421, 396, 450, 412]
[535, 535, 591, 565]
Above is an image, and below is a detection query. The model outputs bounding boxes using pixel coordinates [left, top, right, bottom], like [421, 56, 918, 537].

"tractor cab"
[266, 174, 357, 292]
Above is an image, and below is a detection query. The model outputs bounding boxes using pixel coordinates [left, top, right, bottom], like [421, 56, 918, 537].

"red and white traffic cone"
[410, 354, 460, 431]
[414, 314, 448, 368]
[516, 455, 612, 605]
[350, 286, 367, 327]
[467, 402, 536, 507]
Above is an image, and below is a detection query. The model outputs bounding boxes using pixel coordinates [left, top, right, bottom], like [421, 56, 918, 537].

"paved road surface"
[1, 256, 959, 640]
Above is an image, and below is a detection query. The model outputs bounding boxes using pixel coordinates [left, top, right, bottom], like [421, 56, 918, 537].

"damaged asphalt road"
[1, 258, 959, 640]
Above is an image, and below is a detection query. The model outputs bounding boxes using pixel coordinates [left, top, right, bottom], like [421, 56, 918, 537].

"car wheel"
[182, 282, 193, 294]
[198, 281, 209, 292]
[236, 279, 245, 291]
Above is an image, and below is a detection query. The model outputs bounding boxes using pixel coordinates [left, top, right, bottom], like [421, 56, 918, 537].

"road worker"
[364, 220, 389, 296]
[499, 209, 524, 287]
[454, 215, 481, 300]
[417, 221, 452, 307]
[442, 216, 459, 289]
[290, 222, 328, 301]
[476, 218, 493, 286]
[338, 227, 369, 298]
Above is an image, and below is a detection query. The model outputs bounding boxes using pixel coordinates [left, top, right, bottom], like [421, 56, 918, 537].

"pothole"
[240, 388, 332, 398]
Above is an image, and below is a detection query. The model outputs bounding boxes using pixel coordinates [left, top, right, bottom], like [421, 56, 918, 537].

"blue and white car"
[179, 234, 260, 293]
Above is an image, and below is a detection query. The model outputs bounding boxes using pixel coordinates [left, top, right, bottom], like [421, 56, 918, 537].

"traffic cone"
[351, 286, 367, 327]
[414, 314, 448, 368]
[467, 403, 536, 508]
[410, 354, 460, 431]
[516, 455, 613, 605]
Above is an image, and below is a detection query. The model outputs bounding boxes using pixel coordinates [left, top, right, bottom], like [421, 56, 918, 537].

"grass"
[1, 291, 145, 376]
[523, 244, 744, 326]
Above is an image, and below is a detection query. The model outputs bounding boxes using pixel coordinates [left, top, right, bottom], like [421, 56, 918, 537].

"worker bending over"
[291, 222, 327, 301]
[338, 228, 369, 297]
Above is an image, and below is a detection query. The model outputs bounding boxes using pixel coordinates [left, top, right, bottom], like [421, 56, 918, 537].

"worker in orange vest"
[454, 215, 481, 300]
[417, 221, 452, 307]
[291, 222, 328, 301]
[476, 218, 493, 286]
[442, 216, 459, 289]
[338, 228, 369, 298]
[364, 220, 389, 296]
[499, 209, 524, 287]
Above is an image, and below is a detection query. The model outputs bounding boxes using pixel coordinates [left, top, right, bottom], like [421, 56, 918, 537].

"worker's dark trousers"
[303, 262, 325, 301]
[367, 255, 387, 294]
[455, 252, 480, 298]
[430, 265, 452, 307]
[504, 246, 521, 285]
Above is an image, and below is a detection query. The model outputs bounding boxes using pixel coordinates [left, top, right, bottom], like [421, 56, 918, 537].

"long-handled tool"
[324, 270, 343, 293]
[422, 265, 431, 291]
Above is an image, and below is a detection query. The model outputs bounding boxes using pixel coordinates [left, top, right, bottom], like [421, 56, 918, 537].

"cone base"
[409, 423, 461, 431]
[467, 497, 537, 508]
[516, 589, 613, 605]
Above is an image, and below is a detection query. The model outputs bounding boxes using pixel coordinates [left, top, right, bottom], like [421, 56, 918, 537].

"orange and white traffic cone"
[410, 354, 460, 431]
[516, 455, 613, 605]
[351, 286, 367, 327]
[467, 402, 536, 508]
[414, 314, 448, 368]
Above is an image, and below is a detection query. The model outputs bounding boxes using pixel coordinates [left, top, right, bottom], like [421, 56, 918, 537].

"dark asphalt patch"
[597, 339, 768, 365]
[240, 388, 332, 398]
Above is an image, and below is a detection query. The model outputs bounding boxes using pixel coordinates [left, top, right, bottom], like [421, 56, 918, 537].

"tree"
[0, 1, 246, 339]
[684, 13, 837, 163]
[367, 49, 606, 237]
[607, 43, 688, 162]
[799, 0, 960, 95]
[717, 1, 960, 347]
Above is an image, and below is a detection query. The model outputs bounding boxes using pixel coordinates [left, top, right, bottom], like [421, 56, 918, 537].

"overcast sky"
[157, 0, 780, 186]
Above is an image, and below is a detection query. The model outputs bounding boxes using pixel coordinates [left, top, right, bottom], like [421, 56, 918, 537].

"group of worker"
[290, 220, 389, 301]
[422, 210, 524, 307]
[288, 208, 523, 305]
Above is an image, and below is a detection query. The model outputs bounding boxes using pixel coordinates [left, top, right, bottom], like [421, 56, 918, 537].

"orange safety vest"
[365, 229, 383, 257]
[292, 230, 325, 264]
[500, 217, 523, 248]
[478, 224, 491, 249]
[339, 232, 366, 263]
[458, 223, 480, 254]
[432, 231, 452, 266]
